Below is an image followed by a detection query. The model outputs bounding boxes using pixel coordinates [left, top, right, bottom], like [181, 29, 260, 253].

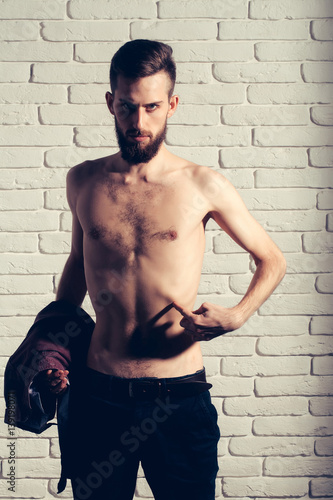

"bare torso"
[72, 151, 212, 377]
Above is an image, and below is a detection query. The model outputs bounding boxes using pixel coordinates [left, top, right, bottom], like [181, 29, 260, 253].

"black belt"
[86, 368, 212, 400]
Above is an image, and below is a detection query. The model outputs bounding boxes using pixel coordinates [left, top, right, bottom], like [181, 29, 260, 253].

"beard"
[114, 117, 167, 165]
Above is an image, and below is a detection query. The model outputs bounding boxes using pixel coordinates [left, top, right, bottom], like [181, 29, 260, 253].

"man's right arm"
[56, 167, 87, 307]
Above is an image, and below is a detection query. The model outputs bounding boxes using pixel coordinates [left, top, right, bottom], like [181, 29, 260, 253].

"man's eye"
[146, 104, 157, 111]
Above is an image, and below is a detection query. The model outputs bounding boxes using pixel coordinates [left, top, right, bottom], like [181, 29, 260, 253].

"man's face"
[106, 71, 178, 165]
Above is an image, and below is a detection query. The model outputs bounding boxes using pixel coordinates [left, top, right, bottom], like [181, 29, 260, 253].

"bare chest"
[78, 181, 185, 257]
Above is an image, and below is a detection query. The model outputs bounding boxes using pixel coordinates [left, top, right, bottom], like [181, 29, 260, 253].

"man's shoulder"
[66, 154, 114, 186]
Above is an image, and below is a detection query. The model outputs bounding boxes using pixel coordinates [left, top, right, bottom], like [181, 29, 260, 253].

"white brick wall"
[0, 1, 332, 498]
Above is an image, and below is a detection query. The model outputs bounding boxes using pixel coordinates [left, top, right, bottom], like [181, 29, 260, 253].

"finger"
[192, 304, 208, 315]
[172, 302, 194, 321]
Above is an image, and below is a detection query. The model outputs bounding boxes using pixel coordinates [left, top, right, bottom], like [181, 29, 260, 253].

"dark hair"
[110, 39, 176, 98]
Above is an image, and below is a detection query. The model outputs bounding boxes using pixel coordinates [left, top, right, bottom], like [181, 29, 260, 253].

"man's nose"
[131, 107, 145, 130]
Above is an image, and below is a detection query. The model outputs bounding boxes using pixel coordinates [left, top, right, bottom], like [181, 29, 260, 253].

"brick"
[250, 0, 333, 20]
[0, 62, 30, 82]
[256, 41, 333, 62]
[311, 398, 333, 417]
[214, 62, 300, 83]
[159, 0, 248, 19]
[313, 356, 333, 375]
[0, 148, 44, 168]
[0, 254, 67, 275]
[253, 126, 333, 147]
[3, 457, 60, 478]
[60, 211, 72, 231]
[231, 274, 314, 295]
[226, 105, 308, 125]
[256, 374, 333, 397]
[176, 63, 213, 84]
[0, 41, 72, 62]
[284, 254, 333, 273]
[0, 438, 49, 458]
[264, 457, 333, 476]
[253, 416, 333, 437]
[0, 211, 59, 231]
[1, 295, 57, 317]
[0, 0, 65, 19]
[229, 436, 314, 456]
[0, 190, 43, 210]
[170, 105, 219, 125]
[201, 253, 249, 274]
[256, 169, 333, 189]
[248, 83, 333, 104]
[0, 104, 37, 125]
[41, 20, 129, 41]
[310, 478, 333, 497]
[318, 191, 333, 210]
[267, 233, 302, 253]
[0, 126, 72, 147]
[0, 168, 66, 190]
[220, 147, 307, 168]
[226, 19, 309, 38]
[131, 20, 217, 40]
[0, 20, 39, 40]
[167, 125, 248, 147]
[303, 232, 333, 253]
[223, 477, 307, 497]
[198, 274, 228, 294]
[310, 148, 333, 168]
[39, 104, 112, 125]
[44, 146, 118, 167]
[213, 232, 247, 254]
[218, 457, 261, 477]
[0, 233, 37, 252]
[69, 84, 110, 104]
[171, 42, 253, 63]
[315, 437, 333, 454]
[0, 84, 67, 104]
[201, 337, 255, 357]
[68, 0, 156, 19]
[1, 316, 39, 337]
[218, 415, 252, 437]
[258, 334, 333, 356]
[1, 336, 26, 353]
[32, 63, 108, 84]
[328, 213, 333, 232]
[245, 188, 315, 210]
[262, 291, 333, 315]
[302, 63, 333, 83]
[311, 106, 333, 126]
[250, 210, 325, 231]
[222, 357, 309, 378]
[176, 84, 245, 106]
[39, 233, 71, 254]
[310, 317, 333, 335]
[0, 275, 53, 294]
[316, 274, 333, 293]
[74, 42, 122, 63]
[220, 169, 254, 189]
[0, 478, 47, 498]
[74, 126, 117, 147]
[312, 20, 333, 41]
[44, 189, 68, 210]
[237, 315, 309, 337]
[209, 376, 253, 397]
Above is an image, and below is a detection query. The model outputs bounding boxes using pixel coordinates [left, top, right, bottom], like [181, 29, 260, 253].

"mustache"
[126, 129, 151, 137]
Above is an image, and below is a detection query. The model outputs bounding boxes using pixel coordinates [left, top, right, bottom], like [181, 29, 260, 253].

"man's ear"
[105, 91, 114, 116]
[167, 94, 179, 119]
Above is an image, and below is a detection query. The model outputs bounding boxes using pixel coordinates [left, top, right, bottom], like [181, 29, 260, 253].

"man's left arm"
[174, 170, 286, 341]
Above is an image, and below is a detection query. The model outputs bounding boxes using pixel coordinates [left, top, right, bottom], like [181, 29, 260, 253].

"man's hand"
[37, 369, 69, 395]
[173, 302, 243, 341]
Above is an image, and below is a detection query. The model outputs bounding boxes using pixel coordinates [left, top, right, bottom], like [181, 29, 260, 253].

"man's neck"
[116, 144, 171, 180]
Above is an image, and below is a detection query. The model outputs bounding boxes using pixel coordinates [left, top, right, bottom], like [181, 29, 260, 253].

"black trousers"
[68, 367, 220, 500]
